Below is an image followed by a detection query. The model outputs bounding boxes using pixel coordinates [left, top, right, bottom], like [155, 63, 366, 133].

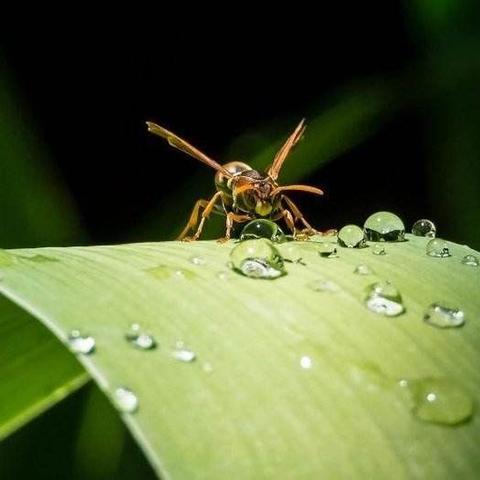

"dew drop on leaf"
[411, 219, 436, 238]
[354, 264, 373, 275]
[300, 356, 313, 369]
[173, 341, 196, 362]
[399, 378, 473, 425]
[338, 224, 366, 248]
[67, 330, 96, 355]
[461, 254, 479, 267]
[147, 265, 197, 280]
[317, 243, 338, 258]
[189, 256, 206, 266]
[307, 279, 339, 292]
[125, 323, 157, 350]
[363, 211, 405, 242]
[114, 387, 139, 413]
[426, 239, 451, 258]
[372, 244, 386, 256]
[230, 239, 286, 279]
[240, 219, 286, 243]
[424, 303, 465, 328]
[364, 282, 405, 317]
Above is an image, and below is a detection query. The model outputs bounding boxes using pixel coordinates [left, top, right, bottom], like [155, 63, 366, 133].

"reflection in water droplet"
[240, 219, 286, 243]
[125, 323, 157, 350]
[114, 387, 139, 413]
[147, 265, 197, 280]
[173, 341, 196, 362]
[189, 256, 206, 266]
[300, 356, 313, 369]
[412, 219, 436, 238]
[317, 243, 338, 258]
[461, 254, 479, 267]
[399, 378, 473, 425]
[307, 279, 339, 292]
[424, 303, 465, 328]
[230, 239, 286, 279]
[372, 244, 386, 256]
[364, 211, 405, 242]
[354, 264, 373, 275]
[426, 239, 451, 258]
[338, 224, 366, 248]
[364, 282, 405, 316]
[68, 330, 96, 354]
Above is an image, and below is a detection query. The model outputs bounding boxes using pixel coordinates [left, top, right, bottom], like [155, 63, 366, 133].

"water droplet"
[147, 265, 197, 279]
[68, 330, 96, 354]
[240, 219, 286, 243]
[300, 355, 313, 369]
[202, 362, 213, 373]
[364, 282, 405, 317]
[372, 244, 386, 255]
[317, 243, 338, 258]
[354, 264, 373, 275]
[424, 303, 465, 328]
[412, 219, 436, 238]
[216, 271, 231, 280]
[426, 239, 451, 258]
[189, 256, 206, 266]
[172, 341, 196, 362]
[19, 254, 59, 263]
[113, 387, 139, 413]
[364, 211, 405, 242]
[125, 323, 157, 350]
[338, 224, 366, 248]
[307, 279, 339, 292]
[461, 254, 479, 267]
[400, 378, 473, 425]
[230, 239, 286, 279]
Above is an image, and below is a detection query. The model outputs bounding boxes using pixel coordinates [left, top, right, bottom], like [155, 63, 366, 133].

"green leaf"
[0, 236, 479, 478]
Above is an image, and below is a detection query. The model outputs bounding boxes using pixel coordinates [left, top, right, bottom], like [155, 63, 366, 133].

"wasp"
[146, 119, 324, 241]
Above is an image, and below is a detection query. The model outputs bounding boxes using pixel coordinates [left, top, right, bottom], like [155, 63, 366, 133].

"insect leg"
[218, 212, 251, 243]
[272, 208, 296, 237]
[188, 191, 223, 241]
[281, 195, 319, 233]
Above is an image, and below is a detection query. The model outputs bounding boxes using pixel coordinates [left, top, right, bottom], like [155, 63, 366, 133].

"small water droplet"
[125, 323, 157, 350]
[364, 282, 405, 316]
[424, 303, 465, 328]
[317, 243, 338, 258]
[189, 256, 206, 266]
[412, 219, 436, 238]
[354, 264, 373, 275]
[68, 330, 96, 354]
[307, 279, 339, 292]
[364, 211, 405, 242]
[461, 254, 479, 267]
[426, 239, 451, 258]
[300, 356, 313, 369]
[147, 265, 197, 280]
[202, 362, 213, 373]
[372, 244, 386, 255]
[113, 387, 139, 413]
[338, 224, 366, 248]
[173, 341, 196, 362]
[240, 219, 286, 243]
[230, 239, 286, 279]
[400, 378, 473, 425]
[216, 271, 231, 280]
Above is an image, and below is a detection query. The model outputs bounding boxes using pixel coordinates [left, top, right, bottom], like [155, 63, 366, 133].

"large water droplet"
[354, 264, 373, 275]
[317, 243, 338, 258]
[125, 323, 157, 350]
[412, 219, 436, 238]
[426, 239, 451, 258]
[172, 341, 196, 362]
[461, 254, 479, 267]
[113, 387, 139, 413]
[68, 330, 96, 354]
[372, 244, 386, 256]
[240, 219, 286, 243]
[189, 256, 206, 266]
[424, 303, 465, 328]
[307, 279, 339, 292]
[400, 378, 473, 425]
[147, 265, 197, 280]
[230, 239, 286, 279]
[338, 224, 366, 248]
[364, 282, 405, 316]
[364, 211, 405, 242]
